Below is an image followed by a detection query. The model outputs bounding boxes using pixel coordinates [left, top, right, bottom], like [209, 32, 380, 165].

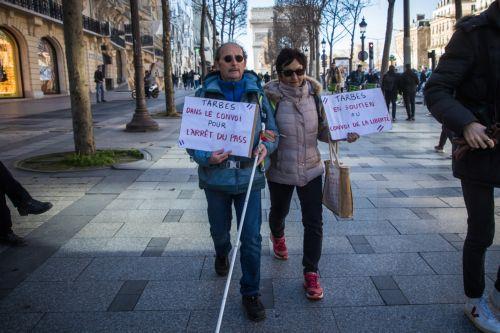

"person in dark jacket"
[0, 161, 52, 246]
[187, 42, 278, 322]
[424, 1, 500, 331]
[400, 64, 419, 120]
[93, 65, 106, 103]
[347, 65, 365, 89]
[418, 67, 427, 92]
[381, 66, 400, 121]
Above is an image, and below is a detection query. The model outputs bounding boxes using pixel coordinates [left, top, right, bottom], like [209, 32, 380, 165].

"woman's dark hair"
[275, 48, 307, 73]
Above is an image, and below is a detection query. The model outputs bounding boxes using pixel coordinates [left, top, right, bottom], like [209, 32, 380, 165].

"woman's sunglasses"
[282, 68, 305, 77]
[223, 55, 245, 63]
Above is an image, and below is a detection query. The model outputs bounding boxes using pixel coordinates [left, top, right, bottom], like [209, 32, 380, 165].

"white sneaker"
[491, 289, 500, 312]
[464, 296, 500, 333]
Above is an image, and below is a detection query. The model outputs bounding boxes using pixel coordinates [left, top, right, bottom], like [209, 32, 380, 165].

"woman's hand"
[346, 132, 360, 143]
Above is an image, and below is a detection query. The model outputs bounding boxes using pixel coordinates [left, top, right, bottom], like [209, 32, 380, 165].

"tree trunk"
[220, 0, 228, 43]
[315, 24, 320, 81]
[349, 30, 355, 73]
[62, 0, 95, 155]
[212, 0, 217, 53]
[200, 0, 207, 79]
[381, 0, 395, 76]
[455, 0, 462, 19]
[162, 0, 177, 116]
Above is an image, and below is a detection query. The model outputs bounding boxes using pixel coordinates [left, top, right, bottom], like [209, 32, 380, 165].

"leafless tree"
[381, 0, 395, 77]
[62, 0, 95, 155]
[322, 0, 349, 62]
[340, 0, 371, 72]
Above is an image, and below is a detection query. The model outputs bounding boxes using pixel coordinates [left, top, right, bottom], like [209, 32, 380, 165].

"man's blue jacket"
[187, 70, 279, 194]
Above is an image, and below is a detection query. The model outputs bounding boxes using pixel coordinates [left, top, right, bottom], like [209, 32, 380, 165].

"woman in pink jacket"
[264, 48, 358, 300]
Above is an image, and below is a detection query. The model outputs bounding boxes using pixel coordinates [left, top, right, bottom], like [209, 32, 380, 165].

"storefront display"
[0, 29, 22, 98]
[38, 38, 59, 95]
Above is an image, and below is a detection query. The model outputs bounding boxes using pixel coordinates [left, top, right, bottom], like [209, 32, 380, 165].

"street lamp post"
[126, 0, 159, 132]
[321, 38, 326, 89]
[359, 17, 367, 67]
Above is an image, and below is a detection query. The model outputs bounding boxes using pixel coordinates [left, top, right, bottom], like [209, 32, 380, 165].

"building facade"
[170, 0, 195, 76]
[249, 7, 273, 74]
[394, 14, 431, 70]
[428, 0, 475, 63]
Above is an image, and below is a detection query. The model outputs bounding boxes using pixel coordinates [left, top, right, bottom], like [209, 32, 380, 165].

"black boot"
[17, 199, 52, 216]
[242, 295, 266, 322]
[0, 232, 27, 246]
[214, 255, 229, 276]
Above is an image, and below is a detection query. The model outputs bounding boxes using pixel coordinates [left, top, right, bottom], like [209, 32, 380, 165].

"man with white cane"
[187, 42, 278, 322]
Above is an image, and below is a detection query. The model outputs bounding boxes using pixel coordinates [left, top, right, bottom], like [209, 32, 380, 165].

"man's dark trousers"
[384, 90, 397, 119]
[461, 179, 500, 297]
[403, 89, 416, 119]
[0, 162, 30, 235]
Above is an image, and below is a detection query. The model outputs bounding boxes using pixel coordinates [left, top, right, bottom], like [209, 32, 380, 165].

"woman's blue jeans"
[204, 188, 262, 296]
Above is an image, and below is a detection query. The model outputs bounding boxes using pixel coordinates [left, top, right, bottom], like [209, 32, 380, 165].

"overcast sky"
[239, 0, 438, 69]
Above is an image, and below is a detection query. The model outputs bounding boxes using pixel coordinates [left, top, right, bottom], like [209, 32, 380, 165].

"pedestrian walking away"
[400, 64, 419, 121]
[94, 65, 106, 103]
[264, 48, 359, 301]
[381, 65, 400, 121]
[186, 42, 278, 323]
[425, 1, 500, 332]
[0, 161, 53, 246]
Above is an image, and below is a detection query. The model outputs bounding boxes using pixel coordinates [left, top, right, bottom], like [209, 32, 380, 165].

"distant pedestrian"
[194, 72, 200, 89]
[263, 72, 271, 83]
[381, 65, 400, 121]
[365, 69, 380, 86]
[425, 1, 500, 332]
[182, 71, 188, 89]
[144, 70, 153, 98]
[418, 67, 427, 92]
[0, 161, 52, 246]
[94, 65, 106, 103]
[347, 65, 365, 90]
[326, 62, 342, 93]
[400, 64, 419, 120]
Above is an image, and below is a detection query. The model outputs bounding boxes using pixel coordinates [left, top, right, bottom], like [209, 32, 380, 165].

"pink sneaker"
[270, 234, 288, 260]
[304, 272, 324, 300]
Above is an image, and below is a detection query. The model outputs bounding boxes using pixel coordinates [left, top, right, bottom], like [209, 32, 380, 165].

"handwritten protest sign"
[178, 97, 258, 158]
[322, 88, 392, 141]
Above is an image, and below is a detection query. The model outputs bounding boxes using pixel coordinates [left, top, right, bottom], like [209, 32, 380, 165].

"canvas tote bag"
[322, 140, 353, 218]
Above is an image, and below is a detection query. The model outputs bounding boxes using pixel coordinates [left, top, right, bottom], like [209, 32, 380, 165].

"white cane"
[215, 123, 265, 333]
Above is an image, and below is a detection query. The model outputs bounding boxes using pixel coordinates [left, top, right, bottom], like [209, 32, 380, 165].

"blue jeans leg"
[205, 189, 233, 257]
[234, 190, 262, 296]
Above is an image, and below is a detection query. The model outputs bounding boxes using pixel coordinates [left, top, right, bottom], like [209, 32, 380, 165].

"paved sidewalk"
[0, 100, 498, 332]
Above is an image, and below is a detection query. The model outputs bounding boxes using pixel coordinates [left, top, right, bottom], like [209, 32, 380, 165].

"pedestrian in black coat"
[381, 66, 400, 121]
[424, 1, 500, 331]
[400, 64, 419, 120]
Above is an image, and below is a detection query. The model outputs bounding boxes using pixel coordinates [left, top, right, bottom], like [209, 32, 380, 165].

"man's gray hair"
[214, 42, 248, 62]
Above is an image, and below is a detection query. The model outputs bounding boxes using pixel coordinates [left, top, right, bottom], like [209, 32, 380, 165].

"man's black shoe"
[17, 199, 53, 216]
[242, 295, 266, 322]
[0, 232, 27, 247]
[102, 100, 107, 102]
[214, 255, 229, 276]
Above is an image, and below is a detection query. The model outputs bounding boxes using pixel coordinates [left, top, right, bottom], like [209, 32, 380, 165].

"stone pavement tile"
[115, 222, 210, 238]
[127, 181, 159, 190]
[117, 189, 179, 199]
[90, 210, 169, 224]
[77, 257, 204, 281]
[138, 198, 207, 210]
[367, 197, 449, 208]
[420, 251, 500, 275]
[179, 210, 212, 223]
[105, 199, 145, 210]
[378, 289, 409, 305]
[393, 275, 495, 304]
[438, 197, 467, 208]
[187, 308, 340, 333]
[156, 182, 200, 190]
[426, 208, 468, 220]
[0, 313, 44, 332]
[322, 220, 399, 236]
[320, 253, 435, 277]
[266, 236, 355, 255]
[390, 219, 467, 234]
[26, 258, 92, 282]
[273, 277, 383, 308]
[370, 276, 399, 290]
[0, 281, 121, 313]
[365, 234, 456, 253]
[135, 280, 240, 311]
[57, 194, 117, 216]
[107, 294, 142, 312]
[34, 311, 189, 333]
[401, 187, 463, 198]
[74, 223, 123, 238]
[347, 208, 420, 220]
[333, 304, 475, 333]
[352, 197, 376, 208]
[415, 180, 461, 188]
[351, 244, 375, 254]
[53, 238, 151, 257]
[88, 171, 142, 194]
[162, 237, 216, 256]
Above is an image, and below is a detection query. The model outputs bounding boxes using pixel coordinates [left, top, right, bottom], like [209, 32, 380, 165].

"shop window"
[0, 28, 22, 98]
[38, 38, 60, 95]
